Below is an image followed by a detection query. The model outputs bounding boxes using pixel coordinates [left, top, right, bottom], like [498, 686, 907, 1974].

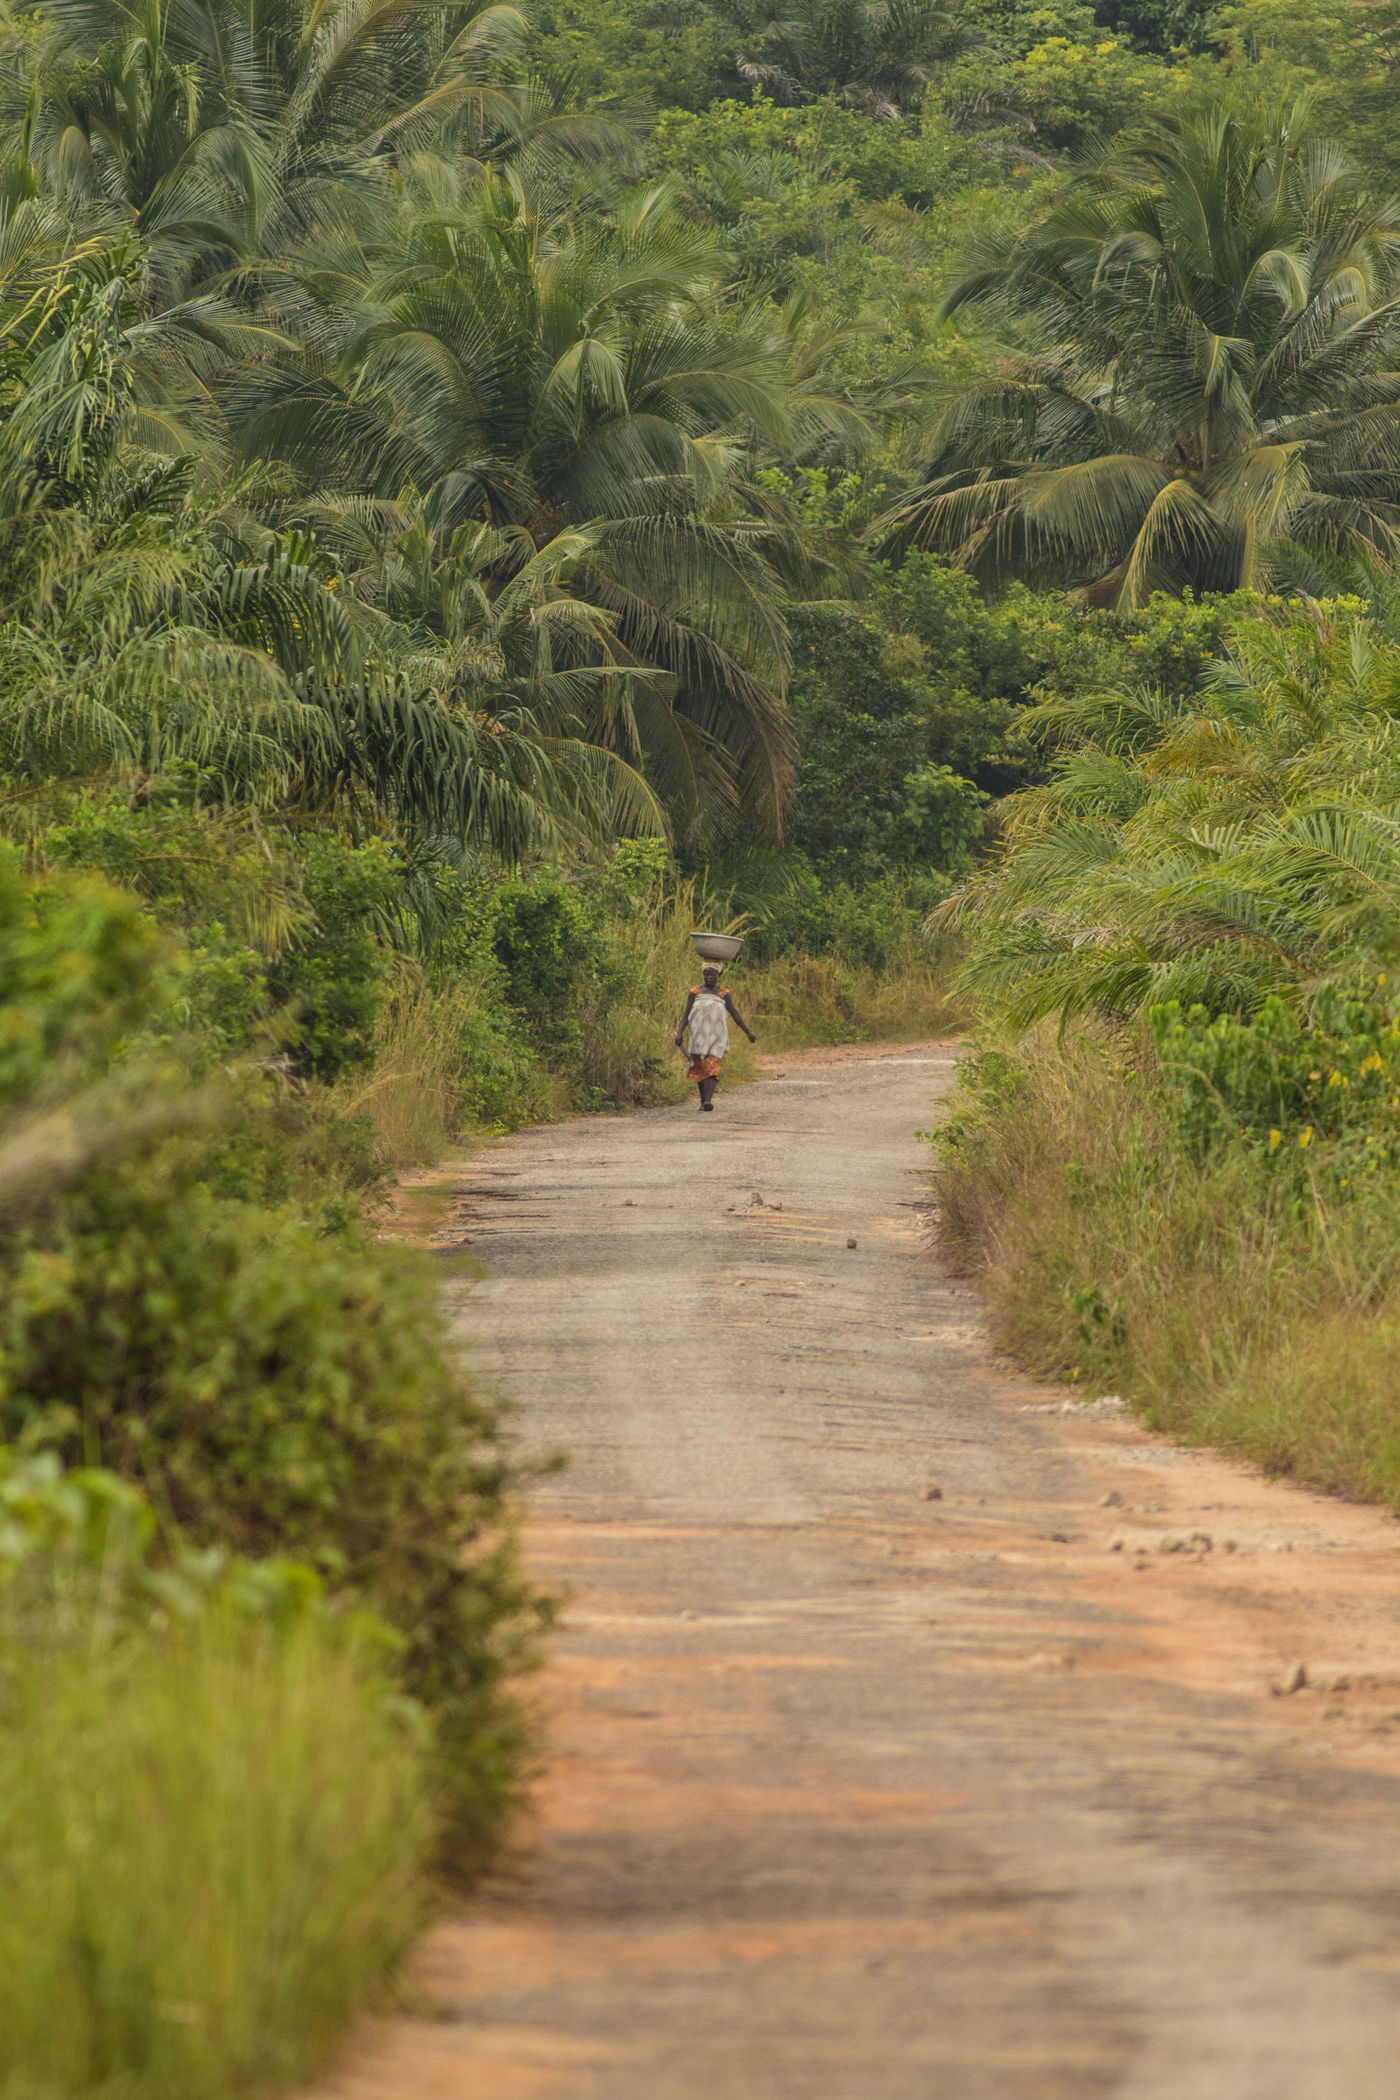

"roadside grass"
[0, 1591, 431, 2100]
[577, 876, 716, 1110]
[934, 1028, 1400, 1507]
[337, 964, 563, 1171]
[743, 952, 960, 1050]
[352, 941, 956, 1159]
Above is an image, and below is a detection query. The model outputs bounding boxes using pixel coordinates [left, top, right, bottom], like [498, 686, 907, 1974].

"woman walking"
[675, 964, 756, 1111]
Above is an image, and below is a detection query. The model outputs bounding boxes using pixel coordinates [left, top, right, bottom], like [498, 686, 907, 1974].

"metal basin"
[689, 931, 744, 963]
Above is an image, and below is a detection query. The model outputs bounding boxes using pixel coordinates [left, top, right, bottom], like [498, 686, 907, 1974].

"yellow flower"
[1299, 1126, 1314, 1149]
[1361, 1053, 1384, 1075]
[1267, 1129, 1282, 1149]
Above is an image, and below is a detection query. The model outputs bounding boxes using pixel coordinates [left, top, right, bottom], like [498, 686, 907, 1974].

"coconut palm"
[25, 0, 524, 184]
[885, 94, 1400, 606]
[232, 164, 845, 834]
[10, 0, 625, 296]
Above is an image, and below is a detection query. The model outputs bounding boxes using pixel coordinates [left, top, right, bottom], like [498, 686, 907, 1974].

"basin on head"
[689, 931, 744, 965]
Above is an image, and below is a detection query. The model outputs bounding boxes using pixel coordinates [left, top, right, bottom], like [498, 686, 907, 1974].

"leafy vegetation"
[935, 585, 1400, 1506]
[14, 0, 1400, 2080]
[888, 97, 1400, 602]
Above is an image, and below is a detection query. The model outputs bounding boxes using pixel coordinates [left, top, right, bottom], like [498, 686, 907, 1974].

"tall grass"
[336, 962, 560, 1170]
[0, 1591, 432, 2100]
[568, 873, 956, 1084]
[935, 1028, 1400, 1506]
[576, 873, 709, 1106]
[744, 950, 960, 1050]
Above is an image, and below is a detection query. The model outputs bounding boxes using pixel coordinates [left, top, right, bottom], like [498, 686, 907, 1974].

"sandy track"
[311, 1046, 1400, 2099]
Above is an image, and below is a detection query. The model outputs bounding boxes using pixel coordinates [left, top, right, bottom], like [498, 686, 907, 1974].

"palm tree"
[305, 491, 668, 839]
[232, 165, 845, 835]
[733, 0, 958, 120]
[0, 477, 651, 859]
[0, 217, 661, 859]
[884, 94, 1400, 607]
[940, 600, 1400, 1026]
[9, 0, 624, 294]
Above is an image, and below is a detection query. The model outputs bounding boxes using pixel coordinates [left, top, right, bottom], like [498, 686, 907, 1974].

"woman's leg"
[699, 1075, 718, 1109]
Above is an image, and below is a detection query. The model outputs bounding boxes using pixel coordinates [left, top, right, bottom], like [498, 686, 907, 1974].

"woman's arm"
[724, 993, 757, 1043]
[673, 989, 696, 1048]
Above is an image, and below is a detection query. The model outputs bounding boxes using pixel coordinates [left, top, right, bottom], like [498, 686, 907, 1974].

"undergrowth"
[0, 1584, 429, 2100]
[934, 1022, 1400, 1505]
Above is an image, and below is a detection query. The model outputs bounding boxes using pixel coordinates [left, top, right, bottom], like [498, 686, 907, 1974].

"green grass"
[935, 1026, 1400, 1507]
[0, 1590, 432, 2100]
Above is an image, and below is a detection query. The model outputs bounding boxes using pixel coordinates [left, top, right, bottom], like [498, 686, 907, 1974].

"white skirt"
[686, 991, 730, 1059]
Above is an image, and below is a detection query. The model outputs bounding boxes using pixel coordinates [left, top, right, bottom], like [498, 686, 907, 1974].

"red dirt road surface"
[309, 1044, 1400, 2099]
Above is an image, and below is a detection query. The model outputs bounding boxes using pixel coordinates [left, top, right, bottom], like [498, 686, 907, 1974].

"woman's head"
[702, 964, 721, 987]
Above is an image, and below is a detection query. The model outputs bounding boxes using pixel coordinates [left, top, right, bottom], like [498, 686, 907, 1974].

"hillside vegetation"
[5, 0, 1400, 2087]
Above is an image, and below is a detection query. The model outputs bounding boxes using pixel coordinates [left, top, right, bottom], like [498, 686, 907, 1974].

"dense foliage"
[13, 0, 1400, 2078]
[889, 98, 1400, 602]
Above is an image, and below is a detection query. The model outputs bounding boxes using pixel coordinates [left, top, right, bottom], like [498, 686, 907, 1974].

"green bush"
[487, 869, 591, 1057]
[0, 1162, 540, 1871]
[0, 855, 174, 1103]
[448, 983, 556, 1131]
[0, 854, 543, 1873]
[1152, 985, 1400, 1185]
[270, 836, 398, 1081]
[933, 1020, 1400, 1505]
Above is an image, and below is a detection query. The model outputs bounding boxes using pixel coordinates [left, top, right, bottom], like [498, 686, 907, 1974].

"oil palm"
[0, 265, 645, 857]
[886, 94, 1400, 606]
[0, 478, 643, 856]
[307, 492, 668, 840]
[943, 602, 1400, 1025]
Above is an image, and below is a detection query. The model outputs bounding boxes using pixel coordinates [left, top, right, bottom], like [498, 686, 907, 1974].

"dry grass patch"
[935, 1027, 1400, 1508]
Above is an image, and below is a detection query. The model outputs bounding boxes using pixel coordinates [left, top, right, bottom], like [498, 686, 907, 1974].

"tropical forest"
[7, 0, 1400, 2086]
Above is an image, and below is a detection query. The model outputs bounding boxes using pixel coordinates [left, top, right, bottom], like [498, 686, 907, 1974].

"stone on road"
[309, 1045, 1400, 2100]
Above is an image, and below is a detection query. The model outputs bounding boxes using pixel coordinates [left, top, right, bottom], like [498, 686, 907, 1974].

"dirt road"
[315, 1045, 1400, 2100]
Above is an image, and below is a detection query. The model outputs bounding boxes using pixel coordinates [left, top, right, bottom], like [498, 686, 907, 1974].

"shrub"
[0, 853, 543, 1874]
[1152, 987, 1400, 1183]
[487, 869, 591, 1059]
[334, 967, 556, 1164]
[270, 836, 398, 1081]
[933, 1023, 1400, 1504]
[0, 1159, 541, 1873]
[0, 854, 174, 1102]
